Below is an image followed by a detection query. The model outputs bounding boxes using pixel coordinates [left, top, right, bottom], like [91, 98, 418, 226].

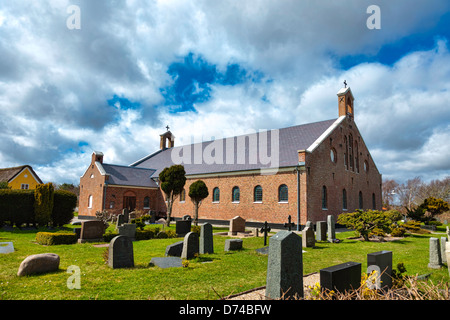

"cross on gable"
[166, 125, 170, 131]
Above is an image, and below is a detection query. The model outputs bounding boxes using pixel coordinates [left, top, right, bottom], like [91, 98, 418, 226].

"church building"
[78, 86, 382, 226]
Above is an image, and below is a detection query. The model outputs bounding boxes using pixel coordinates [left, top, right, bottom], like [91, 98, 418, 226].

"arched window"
[143, 196, 150, 208]
[254, 185, 263, 202]
[278, 184, 288, 202]
[88, 195, 93, 208]
[232, 186, 240, 203]
[322, 186, 327, 209]
[342, 189, 347, 210]
[213, 187, 220, 202]
[359, 191, 364, 209]
[180, 189, 186, 202]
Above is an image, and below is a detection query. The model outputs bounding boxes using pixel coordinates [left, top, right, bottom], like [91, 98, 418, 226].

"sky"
[0, 0, 449, 185]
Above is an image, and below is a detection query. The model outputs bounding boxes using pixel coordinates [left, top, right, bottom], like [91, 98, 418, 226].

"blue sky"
[0, 0, 449, 185]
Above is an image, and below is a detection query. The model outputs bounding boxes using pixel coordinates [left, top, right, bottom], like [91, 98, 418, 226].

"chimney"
[337, 85, 355, 118]
[92, 151, 104, 164]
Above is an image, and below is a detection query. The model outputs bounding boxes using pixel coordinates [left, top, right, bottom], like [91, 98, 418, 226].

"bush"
[0, 189, 35, 227]
[36, 232, 77, 245]
[52, 190, 77, 227]
[390, 227, 406, 237]
[34, 183, 54, 226]
[135, 229, 156, 240]
[103, 232, 119, 242]
[337, 210, 393, 241]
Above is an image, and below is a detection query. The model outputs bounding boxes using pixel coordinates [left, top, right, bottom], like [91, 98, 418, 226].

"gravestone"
[265, 231, 303, 299]
[165, 241, 184, 257]
[200, 223, 214, 254]
[225, 239, 243, 251]
[176, 220, 192, 237]
[182, 215, 192, 221]
[327, 215, 336, 242]
[428, 237, 442, 269]
[229, 216, 246, 235]
[181, 232, 199, 259]
[446, 242, 450, 277]
[316, 221, 327, 241]
[302, 222, 315, 248]
[320, 261, 361, 293]
[441, 237, 447, 264]
[17, 253, 60, 276]
[122, 208, 129, 223]
[108, 235, 134, 269]
[260, 221, 271, 246]
[150, 257, 182, 269]
[78, 220, 105, 243]
[116, 214, 125, 228]
[117, 223, 136, 240]
[367, 250, 392, 289]
[283, 215, 295, 231]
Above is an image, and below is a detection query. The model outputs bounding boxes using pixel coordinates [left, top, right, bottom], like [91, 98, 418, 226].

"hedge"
[0, 188, 77, 227]
[36, 232, 78, 245]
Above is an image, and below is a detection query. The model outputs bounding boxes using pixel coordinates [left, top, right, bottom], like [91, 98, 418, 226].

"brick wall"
[305, 116, 382, 223]
[79, 162, 106, 217]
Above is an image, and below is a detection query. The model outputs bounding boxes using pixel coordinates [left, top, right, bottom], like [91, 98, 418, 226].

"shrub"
[191, 225, 201, 235]
[34, 183, 54, 226]
[103, 232, 119, 242]
[135, 229, 156, 240]
[390, 226, 406, 237]
[36, 232, 77, 245]
[0, 189, 35, 226]
[337, 209, 393, 241]
[52, 190, 77, 226]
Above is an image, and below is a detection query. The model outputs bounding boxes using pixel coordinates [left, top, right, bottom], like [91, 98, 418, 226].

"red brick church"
[79, 86, 382, 226]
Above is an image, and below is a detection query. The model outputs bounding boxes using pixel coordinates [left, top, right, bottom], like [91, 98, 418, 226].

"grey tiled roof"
[131, 118, 337, 176]
[102, 164, 158, 188]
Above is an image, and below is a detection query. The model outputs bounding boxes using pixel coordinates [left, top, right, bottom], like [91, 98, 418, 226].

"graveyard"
[1, 217, 450, 300]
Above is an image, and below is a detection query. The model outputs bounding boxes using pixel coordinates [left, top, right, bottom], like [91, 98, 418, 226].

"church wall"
[79, 163, 106, 217]
[305, 116, 382, 223]
[170, 170, 302, 225]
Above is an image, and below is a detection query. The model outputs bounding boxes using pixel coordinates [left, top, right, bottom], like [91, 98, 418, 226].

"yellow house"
[0, 165, 43, 190]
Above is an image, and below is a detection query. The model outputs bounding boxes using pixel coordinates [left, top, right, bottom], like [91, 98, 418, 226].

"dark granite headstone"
[224, 239, 243, 251]
[316, 221, 327, 241]
[200, 223, 214, 254]
[78, 220, 105, 243]
[108, 235, 134, 269]
[176, 220, 192, 236]
[367, 250, 392, 289]
[181, 232, 199, 259]
[320, 261, 361, 293]
[265, 230, 303, 299]
[165, 241, 184, 257]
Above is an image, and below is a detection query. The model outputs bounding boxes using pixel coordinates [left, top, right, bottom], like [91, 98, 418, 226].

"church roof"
[101, 164, 158, 188]
[131, 118, 339, 177]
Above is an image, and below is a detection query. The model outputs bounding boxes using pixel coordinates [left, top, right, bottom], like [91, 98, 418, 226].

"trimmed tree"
[159, 165, 186, 227]
[34, 183, 54, 227]
[188, 180, 209, 226]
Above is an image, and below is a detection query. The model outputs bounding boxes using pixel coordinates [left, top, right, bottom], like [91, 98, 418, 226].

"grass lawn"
[0, 224, 449, 300]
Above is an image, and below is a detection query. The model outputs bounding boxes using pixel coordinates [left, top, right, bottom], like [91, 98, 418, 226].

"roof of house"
[0, 165, 43, 184]
[131, 118, 340, 176]
[101, 164, 159, 188]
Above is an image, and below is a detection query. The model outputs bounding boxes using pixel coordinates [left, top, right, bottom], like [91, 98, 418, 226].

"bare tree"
[382, 179, 399, 209]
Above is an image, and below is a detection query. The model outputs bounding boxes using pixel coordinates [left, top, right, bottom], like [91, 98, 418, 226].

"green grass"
[0, 224, 449, 300]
